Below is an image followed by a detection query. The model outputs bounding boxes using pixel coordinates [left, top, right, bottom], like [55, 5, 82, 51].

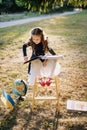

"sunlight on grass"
[0, 10, 87, 130]
[0, 12, 40, 22]
[0, 10, 87, 88]
[0, 10, 87, 44]
[0, 10, 87, 94]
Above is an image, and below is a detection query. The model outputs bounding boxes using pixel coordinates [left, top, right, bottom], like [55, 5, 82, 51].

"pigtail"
[42, 37, 49, 53]
[29, 38, 36, 54]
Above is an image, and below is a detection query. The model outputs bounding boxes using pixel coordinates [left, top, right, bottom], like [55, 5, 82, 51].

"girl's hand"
[24, 56, 28, 62]
[43, 59, 48, 66]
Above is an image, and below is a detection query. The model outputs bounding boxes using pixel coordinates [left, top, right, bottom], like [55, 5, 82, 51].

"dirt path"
[0, 11, 81, 28]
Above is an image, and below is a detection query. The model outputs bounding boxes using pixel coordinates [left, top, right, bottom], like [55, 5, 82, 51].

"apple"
[40, 81, 45, 86]
[46, 80, 51, 86]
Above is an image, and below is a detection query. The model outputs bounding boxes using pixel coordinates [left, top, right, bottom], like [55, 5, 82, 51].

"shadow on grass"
[67, 111, 87, 117]
[0, 102, 86, 130]
[0, 106, 18, 130]
[26, 106, 62, 130]
[0, 102, 32, 130]
[67, 124, 85, 130]
[53, 109, 61, 130]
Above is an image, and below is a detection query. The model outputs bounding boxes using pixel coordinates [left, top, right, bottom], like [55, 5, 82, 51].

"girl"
[23, 27, 60, 85]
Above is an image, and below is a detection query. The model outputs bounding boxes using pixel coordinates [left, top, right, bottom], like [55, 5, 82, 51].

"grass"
[0, 10, 87, 130]
[0, 7, 74, 22]
[0, 12, 41, 22]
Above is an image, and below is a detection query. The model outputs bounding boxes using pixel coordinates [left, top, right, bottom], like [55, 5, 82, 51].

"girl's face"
[32, 35, 41, 44]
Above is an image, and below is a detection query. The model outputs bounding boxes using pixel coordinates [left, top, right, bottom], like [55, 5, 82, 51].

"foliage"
[0, 0, 2, 4]
[0, 0, 14, 13]
[0, 0, 25, 13]
[16, 0, 87, 14]
[16, 0, 58, 14]
[67, 0, 87, 8]
[0, 0, 87, 14]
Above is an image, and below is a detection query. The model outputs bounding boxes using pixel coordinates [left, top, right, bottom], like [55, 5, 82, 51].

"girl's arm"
[23, 43, 27, 57]
[22, 42, 31, 62]
[48, 47, 56, 55]
[23, 41, 31, 56]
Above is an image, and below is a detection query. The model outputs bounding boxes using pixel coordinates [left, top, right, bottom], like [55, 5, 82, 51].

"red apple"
[46, 80, 51, 86]
[40, 81, 45, 86]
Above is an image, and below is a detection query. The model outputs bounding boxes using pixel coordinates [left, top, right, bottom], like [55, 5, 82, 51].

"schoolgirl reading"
[23, 27, 60, 85]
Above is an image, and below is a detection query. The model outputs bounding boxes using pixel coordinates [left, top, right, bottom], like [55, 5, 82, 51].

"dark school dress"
[23, 42, 56, 74]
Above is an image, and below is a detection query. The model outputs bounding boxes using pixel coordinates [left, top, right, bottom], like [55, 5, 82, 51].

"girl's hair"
[29, 27, 49, 53]
[30, 27, 44, 43]
[31, 27, 43, 36]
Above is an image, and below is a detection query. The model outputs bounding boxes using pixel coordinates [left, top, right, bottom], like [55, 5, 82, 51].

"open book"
[24, 55, 63, 64]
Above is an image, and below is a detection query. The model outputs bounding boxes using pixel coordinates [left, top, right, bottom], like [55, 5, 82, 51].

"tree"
[0, 0, 87, 14]
[0, 0, 2, 4]
[16, 0, 87, 14]
[67, 0, 87, 8]
[16, 0, 58, 13]
[0, 0, 17, 12]
[0, 0, 26, 13]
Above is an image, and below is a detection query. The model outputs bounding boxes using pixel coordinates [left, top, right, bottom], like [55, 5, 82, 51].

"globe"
[12, 79, 28, 97]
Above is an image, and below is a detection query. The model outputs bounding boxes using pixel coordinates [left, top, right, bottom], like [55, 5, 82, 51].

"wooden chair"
[32, 76, 60, 112]
[30, 55, 62, 111]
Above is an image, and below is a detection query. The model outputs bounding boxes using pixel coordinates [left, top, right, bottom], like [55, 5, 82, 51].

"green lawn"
[0, 12, 40, 22]
[0, 10, 87, 130]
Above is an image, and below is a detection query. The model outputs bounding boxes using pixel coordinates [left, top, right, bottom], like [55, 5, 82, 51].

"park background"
[0, 0, 87, 130]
